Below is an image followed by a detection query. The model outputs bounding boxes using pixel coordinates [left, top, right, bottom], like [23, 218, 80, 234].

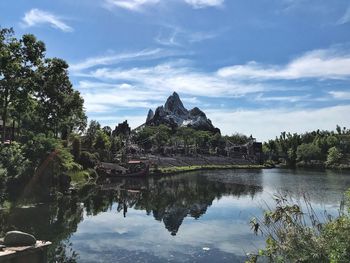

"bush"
[248, 192, 350, 263]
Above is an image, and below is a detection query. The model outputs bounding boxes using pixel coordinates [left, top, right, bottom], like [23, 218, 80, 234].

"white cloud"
[254, 94, 310, 103]
[104, 0, 160, 11]
[104, 0, 224, 11]
[184, 0, 224, 9]
[84, 62, 268, 98]
[70, 49, 165, 71]
[337, 6, 350, 25]
[329, 91, 350, 100]
[207, 105, 350, 141]
[22, 9, 73, 32]
[155, 25, 221, 47]
[218, 47, 350, 80]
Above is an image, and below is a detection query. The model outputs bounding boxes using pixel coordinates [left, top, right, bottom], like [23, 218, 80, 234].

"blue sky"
[1, 0, 350, 141]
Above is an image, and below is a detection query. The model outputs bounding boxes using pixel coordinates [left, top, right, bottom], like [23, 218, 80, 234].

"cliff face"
[146, 92, 220, 133]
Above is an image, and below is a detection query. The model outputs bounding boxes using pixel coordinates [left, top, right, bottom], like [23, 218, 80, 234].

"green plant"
[247, 192, 350, 263]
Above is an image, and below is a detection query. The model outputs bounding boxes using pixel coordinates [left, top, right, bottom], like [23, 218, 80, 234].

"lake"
[1, 168, 350, 263]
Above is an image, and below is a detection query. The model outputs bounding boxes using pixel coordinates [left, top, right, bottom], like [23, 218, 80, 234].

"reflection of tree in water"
[94, 173, 263, 236]
[0, 171, 263, 261]
[0, 196, 83, 263]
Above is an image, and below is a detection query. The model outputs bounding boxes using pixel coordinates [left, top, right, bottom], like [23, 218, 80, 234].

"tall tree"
[0, 28, 45, 142]
[35, 58, 86, 137]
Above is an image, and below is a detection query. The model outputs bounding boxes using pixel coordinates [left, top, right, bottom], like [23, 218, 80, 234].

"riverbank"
[151, 164, 267, 176]
[147, 155, 267, 175]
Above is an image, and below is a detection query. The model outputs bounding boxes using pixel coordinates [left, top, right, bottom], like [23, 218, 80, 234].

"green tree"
[94, 129, 111, 151]
[85, 120, 101, 149]
[0, 28, 45, 142]
[325, 147, 343, 167]
[296, 143, 322, 163]
[35, 58, 86, 137]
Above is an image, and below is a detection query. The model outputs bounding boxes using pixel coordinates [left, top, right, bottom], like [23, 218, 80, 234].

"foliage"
[79, 151, 98, 169]
[84, 120, 101, 149]
[296, 143, 322, 162]
[0, 27, 86, 142]
[263, 127, 350, 168]
[71, 135, 81, 161]
[0, 142, 29, 176]
[326, 147, 343, 167]
[68, 170, 90, 187]
[247, 192, 350, 263]
[94, 129, 111, 151]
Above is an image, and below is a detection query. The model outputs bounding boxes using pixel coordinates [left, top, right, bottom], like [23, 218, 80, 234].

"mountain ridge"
[145, 92, 220, 133]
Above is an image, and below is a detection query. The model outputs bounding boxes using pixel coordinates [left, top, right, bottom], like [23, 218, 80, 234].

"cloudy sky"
[1, 0, 350, 141]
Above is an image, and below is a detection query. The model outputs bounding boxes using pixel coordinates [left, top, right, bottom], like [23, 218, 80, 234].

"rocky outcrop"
[146, 109, 154, 123]
[146, 92, 220, 133]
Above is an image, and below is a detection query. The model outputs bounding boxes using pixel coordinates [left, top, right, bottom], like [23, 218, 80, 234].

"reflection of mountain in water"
[97, 172, 263, 236]
[0, 171, 263, 261]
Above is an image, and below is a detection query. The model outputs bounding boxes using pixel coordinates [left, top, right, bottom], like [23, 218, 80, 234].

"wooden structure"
[0, 240, 51, 263]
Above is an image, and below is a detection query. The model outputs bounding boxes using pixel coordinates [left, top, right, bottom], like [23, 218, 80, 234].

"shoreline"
[150, 164, 268, 176]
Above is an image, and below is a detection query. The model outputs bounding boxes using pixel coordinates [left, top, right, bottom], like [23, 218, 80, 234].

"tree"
[326, 147, 343, 167]
[102, 126, 112, 137]
[209, 132, 225, 154]
[0, 28, 45, 142]
[296, 143, 322, 163]
[35, 58, 86, 137]
[85, 120, 101, 149]
[154, 125, 171, 152]
[94, 130, 111, 151]
[177, 127, 195, 154]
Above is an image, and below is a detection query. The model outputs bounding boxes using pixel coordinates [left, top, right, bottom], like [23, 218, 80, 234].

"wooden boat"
[97, 160, 149, 178]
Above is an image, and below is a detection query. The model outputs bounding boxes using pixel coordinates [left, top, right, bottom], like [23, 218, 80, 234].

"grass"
[151, 164, 266, 175]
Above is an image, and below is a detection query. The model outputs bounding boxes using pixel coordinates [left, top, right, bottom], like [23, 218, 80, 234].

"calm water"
[1, 169, 350, 263]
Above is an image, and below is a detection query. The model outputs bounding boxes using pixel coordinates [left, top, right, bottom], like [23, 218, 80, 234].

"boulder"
[4, 231, 36, 247]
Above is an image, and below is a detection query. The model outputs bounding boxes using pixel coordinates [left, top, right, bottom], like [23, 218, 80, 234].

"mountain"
[145, 92, 220, 133]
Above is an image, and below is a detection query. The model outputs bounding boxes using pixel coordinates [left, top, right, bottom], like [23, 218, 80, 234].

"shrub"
[247, 192, 350, 263]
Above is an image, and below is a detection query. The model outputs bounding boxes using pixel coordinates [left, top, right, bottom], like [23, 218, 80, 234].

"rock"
[146, 109, 154, 123]
[4, 231, 36, 247]
[164, 92, 188, 117]
[147, 92, 220, 133]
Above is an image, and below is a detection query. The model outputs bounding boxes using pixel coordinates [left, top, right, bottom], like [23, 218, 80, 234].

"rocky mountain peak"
[164, 92, 188, 116]
[146, 109, 154, 123]
[146, 92, 220, 133]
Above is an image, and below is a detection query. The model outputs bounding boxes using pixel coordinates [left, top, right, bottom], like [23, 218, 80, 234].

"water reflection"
[84, 171, 263, 236]
[1, 169, 350, 262]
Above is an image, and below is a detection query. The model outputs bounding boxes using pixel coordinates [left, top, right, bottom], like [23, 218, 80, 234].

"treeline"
[81, 119, 252, 160]
[135, 124, 251, 155]
[263, 125, 350, 169]
[0, 28, 87, 199]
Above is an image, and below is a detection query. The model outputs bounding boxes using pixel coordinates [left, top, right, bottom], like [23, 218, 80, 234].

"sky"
[1, 0, 350, 141]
